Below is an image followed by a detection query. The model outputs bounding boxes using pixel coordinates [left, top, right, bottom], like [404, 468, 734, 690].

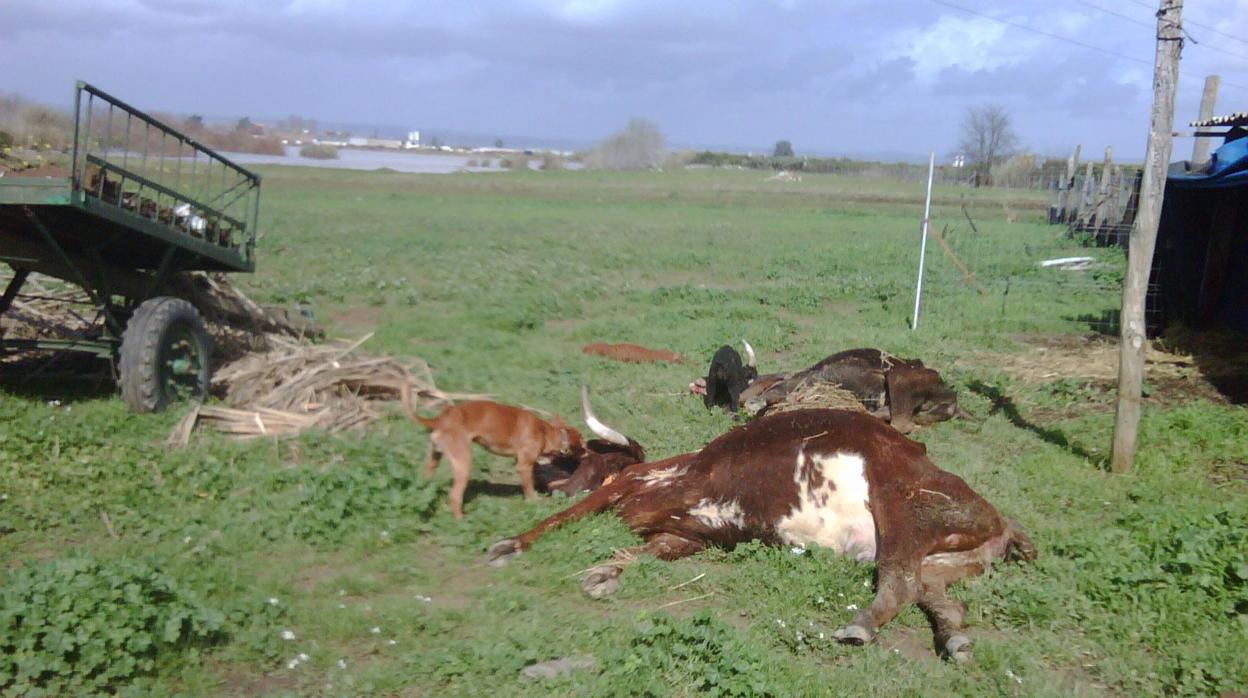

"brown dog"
[401, 385, 584, 519]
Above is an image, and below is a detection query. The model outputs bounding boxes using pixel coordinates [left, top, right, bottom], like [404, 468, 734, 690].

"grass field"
[2, 166, 1246, 696]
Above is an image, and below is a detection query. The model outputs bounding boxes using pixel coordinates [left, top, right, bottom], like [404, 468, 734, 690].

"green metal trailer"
[0, 81, 262, 412]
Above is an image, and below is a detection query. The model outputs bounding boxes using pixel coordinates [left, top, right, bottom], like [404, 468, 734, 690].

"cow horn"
[741, 339, 756, 368]
[581, 385, 630, 446]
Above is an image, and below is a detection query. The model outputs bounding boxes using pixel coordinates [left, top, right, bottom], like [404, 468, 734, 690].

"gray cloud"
[2, 0, 1245, 159]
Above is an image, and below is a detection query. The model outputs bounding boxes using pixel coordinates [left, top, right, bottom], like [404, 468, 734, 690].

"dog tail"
[399, 381, 439, 429]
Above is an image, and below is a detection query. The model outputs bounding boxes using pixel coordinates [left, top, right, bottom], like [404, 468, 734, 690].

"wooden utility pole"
[1111, 0, 1183, 473]
[1191, 75, 1220, 165]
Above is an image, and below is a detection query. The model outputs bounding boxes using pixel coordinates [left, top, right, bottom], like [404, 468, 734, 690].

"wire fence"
[914, 186, 1161, 339]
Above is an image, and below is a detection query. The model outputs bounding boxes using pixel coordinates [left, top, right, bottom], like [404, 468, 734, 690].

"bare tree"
[958, 105, 1019, 184]
[584, 118, 666, 170]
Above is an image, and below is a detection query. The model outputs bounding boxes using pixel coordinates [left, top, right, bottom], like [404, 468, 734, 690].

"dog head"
[550, 414, 585, 458]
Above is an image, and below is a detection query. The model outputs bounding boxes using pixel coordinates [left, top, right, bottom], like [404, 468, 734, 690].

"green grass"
[2, 166, 1245, 696]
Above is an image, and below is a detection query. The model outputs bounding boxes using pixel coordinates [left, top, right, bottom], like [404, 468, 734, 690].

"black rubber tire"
[118, 296, 211, 413]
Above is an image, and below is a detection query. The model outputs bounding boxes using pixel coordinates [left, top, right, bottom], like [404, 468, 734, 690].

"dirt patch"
[209, 660, 299, 697]
[970, 332, 1244, 408]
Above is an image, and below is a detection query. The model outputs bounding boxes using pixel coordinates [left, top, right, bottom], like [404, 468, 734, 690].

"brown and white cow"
[534, 387, 647, 496]
[742, 348, 965, 433]
[488, 409, 1034, 660]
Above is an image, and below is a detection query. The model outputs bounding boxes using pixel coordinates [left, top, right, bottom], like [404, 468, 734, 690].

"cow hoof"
[832, 624, 874, 646]
[581, 564, 622, 598]
[942, 634, 972, 663]
[487, 539, 521, 567]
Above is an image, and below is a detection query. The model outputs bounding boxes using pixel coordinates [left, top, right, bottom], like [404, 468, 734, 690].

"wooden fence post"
[1192, 75, 1220, 166]
[1060, 144, 1082, 221]
[1095, 146, 1114, 234]
[1111, 0, 1183, 474]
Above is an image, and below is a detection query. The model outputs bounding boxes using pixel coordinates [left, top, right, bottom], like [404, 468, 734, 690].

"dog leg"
[515, 450, 539, 501]
[423, 436, 443, 479]
[443, 437, 473, 520]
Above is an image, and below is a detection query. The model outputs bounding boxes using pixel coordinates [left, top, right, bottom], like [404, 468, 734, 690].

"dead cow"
[582, 343, 684, 364]
[743, 348, 963, 433]
[488, 409, 1034, 660]
[691, 340, 758, 414]
[535, 387, 647, 496]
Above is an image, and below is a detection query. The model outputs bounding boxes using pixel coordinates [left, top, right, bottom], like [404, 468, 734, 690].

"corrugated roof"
[1190, 111, 1248, 127]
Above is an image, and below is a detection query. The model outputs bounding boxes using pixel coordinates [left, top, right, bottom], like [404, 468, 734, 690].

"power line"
[1073, 0, 1152, 29]
[1075, 0, 1248, 63]
[1122, 0, 1248, 49]
[924, 0, 1248, 92]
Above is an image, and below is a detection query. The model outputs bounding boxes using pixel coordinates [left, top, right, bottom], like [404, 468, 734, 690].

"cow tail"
[1004, 518, 1037, 563]
[399, 381, 438, 430]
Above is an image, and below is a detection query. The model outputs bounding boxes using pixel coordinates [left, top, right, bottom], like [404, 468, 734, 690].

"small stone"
[280, 630, 296, 641]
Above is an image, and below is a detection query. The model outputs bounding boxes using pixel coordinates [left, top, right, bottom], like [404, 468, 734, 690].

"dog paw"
[831, 624, 874, 646]
[486, 539, 521, 567]
[580, 564, 622, 598]
[942, 634, 972, 664]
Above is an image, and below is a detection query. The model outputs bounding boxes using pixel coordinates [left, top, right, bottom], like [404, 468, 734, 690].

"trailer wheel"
[119, 297, 211, 413]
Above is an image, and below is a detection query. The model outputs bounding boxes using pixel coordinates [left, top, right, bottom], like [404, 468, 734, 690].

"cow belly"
[774, 451, 877, 561]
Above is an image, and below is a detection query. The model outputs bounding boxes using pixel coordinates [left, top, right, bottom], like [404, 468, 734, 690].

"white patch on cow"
[774, 450, 877, 561]
[640, 464, 683, 488]
[688, 498, 744, 529]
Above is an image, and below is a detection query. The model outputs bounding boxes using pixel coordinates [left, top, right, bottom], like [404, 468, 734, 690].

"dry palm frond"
[169, 334, 491, 445]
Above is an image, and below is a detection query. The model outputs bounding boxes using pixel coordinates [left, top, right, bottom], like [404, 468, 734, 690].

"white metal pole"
[911, 151, 936, 330]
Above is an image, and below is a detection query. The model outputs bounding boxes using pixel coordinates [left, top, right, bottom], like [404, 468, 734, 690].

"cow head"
[741, 339, 759, 382]
[539, 387, 647, 495]
[884, 366, 961, 434]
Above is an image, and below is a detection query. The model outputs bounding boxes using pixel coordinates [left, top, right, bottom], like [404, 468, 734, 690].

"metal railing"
[70, 81, 260, 263]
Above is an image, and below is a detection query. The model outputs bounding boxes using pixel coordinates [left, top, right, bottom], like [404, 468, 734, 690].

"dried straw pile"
[970, 339, 1193, 383]
[762, 382, 867, 416]
[0, 273, 95, 344]
[169, 333, 489, 444]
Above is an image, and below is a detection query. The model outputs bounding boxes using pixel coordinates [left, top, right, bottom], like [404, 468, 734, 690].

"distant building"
[404, 130, 421, 149]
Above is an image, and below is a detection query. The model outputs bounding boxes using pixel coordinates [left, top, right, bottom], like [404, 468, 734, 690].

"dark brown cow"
[488, 409, 1034, 660]
[535, 387, 647, 496]
[743, 349, 963, 433]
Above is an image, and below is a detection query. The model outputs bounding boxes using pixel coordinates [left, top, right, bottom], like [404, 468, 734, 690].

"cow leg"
[487, 455, 693, 566]
[581, 532, 706, 598]
[833, 554, 923, 645]
[917, 582, 971, 663]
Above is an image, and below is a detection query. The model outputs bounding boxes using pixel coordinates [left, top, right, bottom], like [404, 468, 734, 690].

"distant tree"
[184, 115, 204, 131]
[235, 117, 254, 132]
[584, 118, 666, 171]
[429, 134, 443, 148]
[773, 140, 794, 158]
[279, 115, 317, 133]
[494, 138, 504, 148]
[957, 105, 1019, 184]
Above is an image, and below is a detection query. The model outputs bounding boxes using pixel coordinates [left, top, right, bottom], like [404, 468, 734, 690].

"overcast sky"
[3, 0, 1246, 160]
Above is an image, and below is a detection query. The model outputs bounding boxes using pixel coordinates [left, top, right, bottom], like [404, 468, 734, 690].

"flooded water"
[222, 146, 576, 174]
